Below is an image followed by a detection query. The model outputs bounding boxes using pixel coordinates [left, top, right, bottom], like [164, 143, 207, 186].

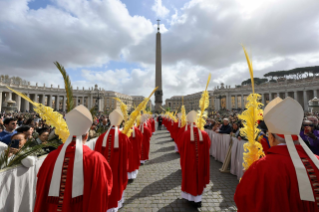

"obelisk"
[155, 20, 163, 113]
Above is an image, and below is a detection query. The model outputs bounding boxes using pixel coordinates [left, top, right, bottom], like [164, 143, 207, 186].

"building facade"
[165, 78, 319, 113]
[0, 77, 144, 113]
[165, 91, 215, 113]
[213, 78, 319, 111]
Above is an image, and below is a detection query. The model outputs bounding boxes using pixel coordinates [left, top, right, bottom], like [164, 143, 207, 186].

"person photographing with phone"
[300, 120, 319, 155]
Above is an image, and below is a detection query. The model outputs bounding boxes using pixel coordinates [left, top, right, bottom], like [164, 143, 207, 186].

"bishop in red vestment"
[34, 105, 113, 212]
[235, 97, 319, 212]
[179, 111, 211, 207]
[140, 115, 152, 164]
[128, 126, 143, 179]
[94, 109, 131, 211]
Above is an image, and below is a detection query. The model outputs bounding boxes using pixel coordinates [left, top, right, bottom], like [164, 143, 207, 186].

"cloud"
[0, 0, 154, 77]
[128, 0, 319, 93]
[1, 0, 319, 103]
[152, 0, 170, 18]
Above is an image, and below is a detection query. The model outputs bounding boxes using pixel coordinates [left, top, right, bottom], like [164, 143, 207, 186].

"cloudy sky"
[1, 0, 319, 103]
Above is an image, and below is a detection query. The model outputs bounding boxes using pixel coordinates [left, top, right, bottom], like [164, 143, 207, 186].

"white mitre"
[49, 105, 92, 198]
[102, 109, 124, 148]
[186, 110, 203, 141]
[139, 114, 149, 133]
[264, 97, 319, 202]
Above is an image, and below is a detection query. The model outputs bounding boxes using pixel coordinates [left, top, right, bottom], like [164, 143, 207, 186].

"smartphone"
[9, 139, 20, 149]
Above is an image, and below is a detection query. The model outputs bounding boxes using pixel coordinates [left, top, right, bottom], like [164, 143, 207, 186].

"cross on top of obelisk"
[157, 19, 160, 32]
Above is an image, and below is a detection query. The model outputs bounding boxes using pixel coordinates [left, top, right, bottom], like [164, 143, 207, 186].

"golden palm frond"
[54, 62, 74, 112]
[6, 86, 70, 142]
[113, 97, 128, 121]
[197, 74, 211, 130]
[122, 87, 158, 137]
[238, 45, 264, 170]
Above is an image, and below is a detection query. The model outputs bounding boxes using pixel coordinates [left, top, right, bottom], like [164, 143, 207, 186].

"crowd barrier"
[205, 130, 245, 180]
[0, 137, 98, 212]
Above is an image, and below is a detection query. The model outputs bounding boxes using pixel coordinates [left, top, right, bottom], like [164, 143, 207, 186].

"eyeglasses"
[303, 124, 314, 127]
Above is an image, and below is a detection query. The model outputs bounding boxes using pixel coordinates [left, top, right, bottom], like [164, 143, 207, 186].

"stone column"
[225, 93, 229, 110]
[241, 94, 244, 108]
[49, 95, 52, 108]
[55, 96, 59, 111]
[41, 94, 45, 105]
[294, 91, 298, 101]
[262, 93, 265, 105]
[314, 89, 318, 98]
[303, 90, 308, 111]
[0, 90, 2, 112]
[62, 96, 66, 112]
[269, 92, 272, 101]
[6, 92, 12, 101]
[235, 95, 238, 109]
[277, 92, 280, 99]
[25, 93, 30, 112]
[285, 91, 288, 99]
[16, 95, 21, 112]
[89, 95, 93, 109]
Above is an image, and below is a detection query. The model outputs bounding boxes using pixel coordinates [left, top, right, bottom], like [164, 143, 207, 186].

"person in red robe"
[179, 111, 211, 208]
[127, 126, 143, 180]
[150, 116, 156, 133]
[173, 113, 182, 152]
[34, 105, 113, 212]
[235, 97, 319, 212]
[139, 114, 152, 164]
[94, 109, 131, 212]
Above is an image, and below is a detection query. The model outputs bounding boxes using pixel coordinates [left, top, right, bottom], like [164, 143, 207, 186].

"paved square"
[120, 130, 238, 212]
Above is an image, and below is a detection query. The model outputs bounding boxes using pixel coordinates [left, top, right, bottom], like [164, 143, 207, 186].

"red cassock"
[34, 142, 113, 212]
[95, 129, 131, 210]
[234, 145, 319, 212]
[128, 126, 143, 172]
[176, 125, 188, 166]
[140, 124, 152, 161]
[179, 127, 211, 197]
[150, 118, 156, 133]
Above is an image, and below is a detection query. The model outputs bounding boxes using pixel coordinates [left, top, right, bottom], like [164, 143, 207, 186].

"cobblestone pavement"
[120, 130, 239, 212]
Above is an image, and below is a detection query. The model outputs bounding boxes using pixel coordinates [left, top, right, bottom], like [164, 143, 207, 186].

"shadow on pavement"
[209, 157, 238, 210]
[145, 152, 179, 166]
[158, 198, 199, 212]
[125, 170, 182, 205]
[152, 146, 175, 153]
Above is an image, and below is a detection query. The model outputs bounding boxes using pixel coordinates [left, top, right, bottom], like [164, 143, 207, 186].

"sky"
[1, 0, 319, 104]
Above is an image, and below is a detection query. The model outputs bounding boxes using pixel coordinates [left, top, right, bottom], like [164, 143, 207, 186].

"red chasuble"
[234, 145, 319, 212]
[140, 124, 152, 161]
[179, 127, 211, 196]
[94, 129, 131, 210]
[128, 126, 143, 172]
[34, 142, 113, 212]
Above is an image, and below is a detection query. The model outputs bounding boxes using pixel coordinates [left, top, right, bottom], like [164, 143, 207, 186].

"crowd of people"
[0, 112, 57, 157]
[3, 95, 319, 211]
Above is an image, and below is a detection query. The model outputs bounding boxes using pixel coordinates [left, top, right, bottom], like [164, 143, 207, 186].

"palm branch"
[54, 61, 74, 112]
